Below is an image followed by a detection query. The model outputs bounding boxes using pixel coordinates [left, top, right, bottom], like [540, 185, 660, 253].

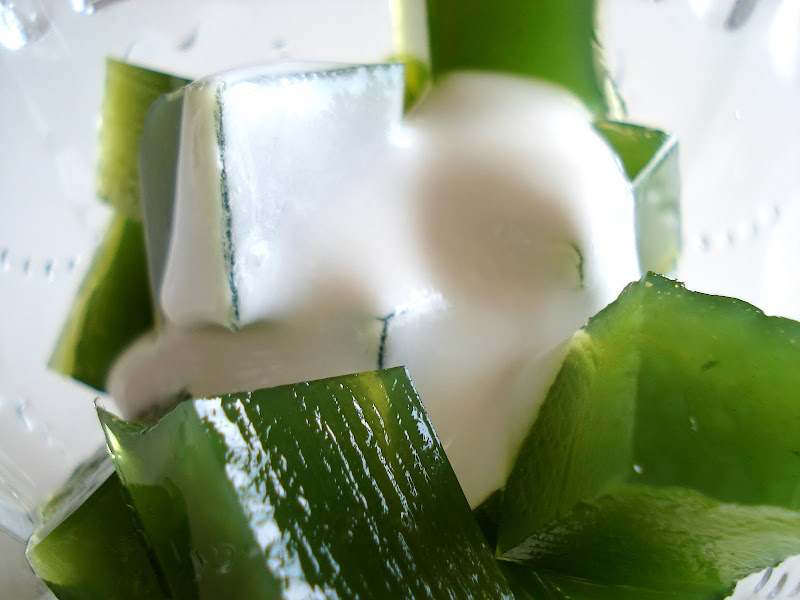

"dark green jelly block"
[26, 449, 169, 600]
[498, 273, 800, 595]
[99, 367, 513, 600]
[97, 58, 189, 219]
[424, 0, 610, 116]
[595, 121, 681, 275]
[49, 214, 154, 392]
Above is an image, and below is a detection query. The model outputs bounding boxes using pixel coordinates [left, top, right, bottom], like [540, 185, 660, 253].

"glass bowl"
[1, 0, 798, 597]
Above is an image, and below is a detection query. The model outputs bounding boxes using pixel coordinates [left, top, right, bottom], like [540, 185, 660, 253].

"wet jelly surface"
[100, 367, 512, 599]
[498, 273, 800, 596]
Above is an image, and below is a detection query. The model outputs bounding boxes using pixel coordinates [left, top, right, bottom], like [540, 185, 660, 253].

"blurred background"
[1, 0, 798, 596]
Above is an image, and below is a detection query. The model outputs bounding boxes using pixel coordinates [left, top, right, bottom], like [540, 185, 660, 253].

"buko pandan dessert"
[28, 1, 800, 599]
[109, 61, 638, 509]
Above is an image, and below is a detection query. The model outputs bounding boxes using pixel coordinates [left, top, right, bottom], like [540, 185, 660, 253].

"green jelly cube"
[51, 60, 189, 390]
[99, 367, 513, 600]
[97, 58, 190, 219]
[498, 273, 800, 596]
[49, 215, 154, 392]
[26, 450, 168, 600]
[424, 0, 611, 116]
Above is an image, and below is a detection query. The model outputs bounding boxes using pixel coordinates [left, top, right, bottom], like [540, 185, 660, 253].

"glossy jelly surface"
[101, 368, 512, 599]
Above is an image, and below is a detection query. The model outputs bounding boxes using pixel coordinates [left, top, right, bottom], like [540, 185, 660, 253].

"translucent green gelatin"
[49, 215, 154, 391]
[595, 121, 681, 275]
[50, 60, 189, 390]
[388, 54, 431, 110]
[498, 273, 800, 597]
[99, 368, 513, 600]
[26, 451, 168, 600]
[97, 58, 189, 219]
[424, 0, 609, 116]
